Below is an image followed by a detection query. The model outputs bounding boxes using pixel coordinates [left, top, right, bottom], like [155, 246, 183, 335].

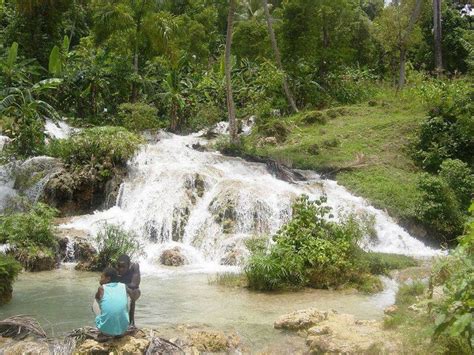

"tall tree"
[398, 0, 423, 89]
[92, 0, 176, 102]
[262, 0, 298, 113]
[433, 0, 442, 75]
[225, 0, 238, 144]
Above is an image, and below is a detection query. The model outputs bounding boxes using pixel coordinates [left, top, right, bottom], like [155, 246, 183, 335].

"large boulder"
[43, 166, 127, 216]
[10, 247, 56, 272]
[160, 247, 187, 267]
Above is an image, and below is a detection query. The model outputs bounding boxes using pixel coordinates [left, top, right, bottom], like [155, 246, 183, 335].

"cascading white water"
[62, 131, 439, 274]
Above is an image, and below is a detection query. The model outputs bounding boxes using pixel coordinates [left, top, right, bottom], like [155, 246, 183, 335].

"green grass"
[208, 272, 248, 288]
[244, 91, 425, 223]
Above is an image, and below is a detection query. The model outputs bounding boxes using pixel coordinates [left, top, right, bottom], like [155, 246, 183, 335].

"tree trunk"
[398, 47, 406, 90]
[131, 50, 139, 103]
[262, 0, 298, 113]
[225, 0, 238, 144]
[170, 101, 178, 132]
[397, 0, 423, 90]
[433, 0, 443, 75]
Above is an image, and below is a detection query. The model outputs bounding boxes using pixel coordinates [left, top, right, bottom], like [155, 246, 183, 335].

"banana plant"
[0, 79, 62, 156]
[0, 42, 40, 87]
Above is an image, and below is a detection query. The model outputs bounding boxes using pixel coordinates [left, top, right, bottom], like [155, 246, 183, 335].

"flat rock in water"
[274, 308, 329, 330]
[275, 309, 401, 353]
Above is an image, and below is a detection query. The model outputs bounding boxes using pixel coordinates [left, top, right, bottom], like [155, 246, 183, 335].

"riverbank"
[240, 90, 433, 242]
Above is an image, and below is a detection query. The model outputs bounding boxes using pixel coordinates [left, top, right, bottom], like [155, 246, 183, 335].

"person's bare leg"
[129, 299, 136, 327]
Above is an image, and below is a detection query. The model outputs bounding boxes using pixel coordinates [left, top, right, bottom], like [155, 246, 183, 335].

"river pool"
[0, 267, 397, 352]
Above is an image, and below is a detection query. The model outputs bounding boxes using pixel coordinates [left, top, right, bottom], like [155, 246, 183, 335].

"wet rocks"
[188, 329, 240, 353]
[274, 309, 329, 330]
[160, 247, 187, 266]
[0, 337, 50, 355]
[44, 166, 127, 216]
[74, 335, 150, 354]
[275, 309, 401, 354]
[10, 247, 56, 272]
[71, 326, 241, 354]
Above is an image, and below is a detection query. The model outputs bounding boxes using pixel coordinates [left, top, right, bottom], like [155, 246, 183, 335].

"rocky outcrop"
[72, 326, 241, 354]
[10, 247, 56, 272]
[0, 337, 50, 355]
[160, 247, 187, 266]
[274, 308, 329, 330]
[275, 309, 401, 354]
[43, 166, 127, 216]
[56, 227, 96, 264]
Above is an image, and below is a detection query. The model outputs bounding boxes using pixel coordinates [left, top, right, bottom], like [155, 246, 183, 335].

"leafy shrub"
[0, 203, 58, 249]
[432, 204, 474, 353]
[325, 68, 378, 104]
[256, 119, 291, 143]
[395, 281, 426, 306]
[91, 224, 143, 271]
[245, 195, 370, 291]
[412, 81, 473, 172]
[364, 252, 418, 276]
[0, 255, 22, 305]
[48, 126, 143, 177]
[115, 102, 160, 132]
[416, 173, 465, 240]
[438, 159, 474, 210]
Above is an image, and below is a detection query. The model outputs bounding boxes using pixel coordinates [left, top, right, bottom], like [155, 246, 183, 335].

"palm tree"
[261, 0, 298, 113]
[92, 0, 176, 101]
[225, 0, 238, 144]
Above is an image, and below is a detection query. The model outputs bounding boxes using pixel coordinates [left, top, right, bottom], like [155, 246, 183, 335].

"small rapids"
[62, 131, 439, 273]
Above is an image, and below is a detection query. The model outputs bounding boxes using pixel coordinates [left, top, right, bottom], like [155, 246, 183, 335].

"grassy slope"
[244, 91, 425, 223]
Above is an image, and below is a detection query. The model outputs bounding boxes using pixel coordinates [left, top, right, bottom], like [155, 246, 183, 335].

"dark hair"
[118, 254, 131, 264]
[103, 267, 118, 282]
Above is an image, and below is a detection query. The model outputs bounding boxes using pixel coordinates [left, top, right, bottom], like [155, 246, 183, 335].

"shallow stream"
[0, 267, 397, 351]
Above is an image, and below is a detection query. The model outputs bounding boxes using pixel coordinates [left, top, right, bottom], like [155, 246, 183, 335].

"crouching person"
[93, 267, 130, 337]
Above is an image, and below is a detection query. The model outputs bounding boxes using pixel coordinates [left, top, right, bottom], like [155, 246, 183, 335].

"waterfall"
[62, 131, 439, 273]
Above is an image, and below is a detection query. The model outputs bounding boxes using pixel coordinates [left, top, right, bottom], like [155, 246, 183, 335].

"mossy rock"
[302, 111, 328, 125]
[0, 255, 21, 305]
[257, 120, 290, 142]
[12, 246, 56, 272]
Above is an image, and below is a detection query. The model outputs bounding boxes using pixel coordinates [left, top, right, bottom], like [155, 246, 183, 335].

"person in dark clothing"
[116, 254, 141, 327]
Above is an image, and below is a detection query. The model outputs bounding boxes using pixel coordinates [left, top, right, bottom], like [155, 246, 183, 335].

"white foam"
[61, 132, 440, 275]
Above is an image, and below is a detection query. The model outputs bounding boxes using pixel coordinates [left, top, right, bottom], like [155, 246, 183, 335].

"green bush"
[416, 160, 473, 240]
[116, 102, 160, 131]
[91, 224, 143, 271]
[438, 159, 474, 210]
[245, 195, 370, 291]
[412, 82, 473, 172]
[0, 255, 22, 305]
[432, 204, 474, 353]
[0, 203, 58, 249]
[364, 252, 418, 276]
[416, 173, 465, 240]
[256, 119, 291, 143]
[48, 126, 143, 177]
[325, 68, 378, 104]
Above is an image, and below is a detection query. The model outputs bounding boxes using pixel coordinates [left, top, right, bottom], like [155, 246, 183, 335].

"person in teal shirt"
[94, 267, 130, 336]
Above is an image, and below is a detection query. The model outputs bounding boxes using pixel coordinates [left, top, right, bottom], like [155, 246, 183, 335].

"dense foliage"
[245, 195, 411, 291]
[432, 203, 474, 352]
[0, 254, 22, 305]
[91, 224, 143, 271]
[0, 203, 58, 250]
[48, 126, 142, 178]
